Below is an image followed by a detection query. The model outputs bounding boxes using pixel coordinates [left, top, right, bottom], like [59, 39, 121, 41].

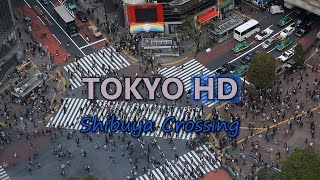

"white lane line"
[285, 11, 294, 17]
[24, 0, 31, 8]
[80, 34, 90, 45]
[52, 34, 61, 44]
[228, 22, 294, 65]
[37, 16, 46, 25]
[267, 47, 276, 53]
[50, 1, 55, 7]
[80, 38, 107, 49]
[35, 0, 86, 56]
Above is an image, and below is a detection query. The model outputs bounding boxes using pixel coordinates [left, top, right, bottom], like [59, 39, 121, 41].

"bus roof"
[234, 19, 259, 33]
[54, 5, 74, 23]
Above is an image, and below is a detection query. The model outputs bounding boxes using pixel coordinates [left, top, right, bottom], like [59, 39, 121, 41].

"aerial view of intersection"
[0, 0, 320, 179]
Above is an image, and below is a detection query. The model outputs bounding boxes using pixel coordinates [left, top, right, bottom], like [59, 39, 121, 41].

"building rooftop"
[285, 0, 320, 15]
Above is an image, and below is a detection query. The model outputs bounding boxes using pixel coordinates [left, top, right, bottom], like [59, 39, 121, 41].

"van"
[270, 5, 285, 15]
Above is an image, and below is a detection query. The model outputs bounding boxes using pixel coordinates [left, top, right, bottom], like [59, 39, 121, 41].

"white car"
[261, 37, 277, 49]
[255, 27, 274, 41]
[279, 26, 295, 39]
[276, 49, 294, 62]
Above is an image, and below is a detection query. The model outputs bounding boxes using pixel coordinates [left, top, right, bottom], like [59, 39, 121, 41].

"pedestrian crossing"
[137, 144, 221, 180]
[0, 166, 11, 180]
[64, 46, 130, 90]
[158, 59, 231, 107]
[46, 98, 203, 140]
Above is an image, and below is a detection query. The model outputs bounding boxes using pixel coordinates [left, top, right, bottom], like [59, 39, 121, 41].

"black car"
[23, 17, 32, 26]
[295, 25, 311, 37]
[42, 0, 49, 5]
[76, 11, 88, 22]
[240, 53, 253, 64]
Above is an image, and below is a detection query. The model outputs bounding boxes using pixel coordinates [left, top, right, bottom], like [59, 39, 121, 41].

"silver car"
[261, 37, 277, 49]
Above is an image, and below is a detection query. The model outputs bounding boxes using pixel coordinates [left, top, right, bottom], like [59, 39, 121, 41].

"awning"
[197, 7, 218, 24]
[130, 22, 164, 33]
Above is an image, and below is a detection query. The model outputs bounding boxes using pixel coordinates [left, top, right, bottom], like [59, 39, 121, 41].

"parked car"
[23, 17, 32, 26]
[42, 0, 49, 5]
[278, 25, 295, 39]
[232, 41, 250, 53]
[261, 37, 277, 49]
[255, 27, 273, 41]
[231, 65, 249, 76]
[277, 16, 293, 27]
[88, 25, 102, 38]
[76, 11, 88, 22]
[276, 38, 292, 51]
[240, 53, 253, 64]
[64, 0, 77, 10]
[295, 25, 311, 37]
[270, 5, 284, 15]
[276, 49, 295, 62]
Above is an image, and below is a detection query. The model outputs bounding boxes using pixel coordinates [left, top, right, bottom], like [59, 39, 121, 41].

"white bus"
[234, 19, 260, 41]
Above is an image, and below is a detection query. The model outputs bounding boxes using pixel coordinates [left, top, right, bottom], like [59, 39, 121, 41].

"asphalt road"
[198, 3, 319, 72]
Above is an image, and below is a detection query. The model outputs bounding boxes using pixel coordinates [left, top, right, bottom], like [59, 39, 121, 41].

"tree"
[247, 51, 276, 88]
[293, 43, 305, 66]
[181, 15, 202, 53]
[276, 148, 320, 179]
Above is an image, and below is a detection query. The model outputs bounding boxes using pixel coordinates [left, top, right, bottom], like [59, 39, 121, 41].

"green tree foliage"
[277, 148, 320, 180]
[293, 43, 305, 66]
[181, 15, 202, 53]
[247, 51, 276, 88]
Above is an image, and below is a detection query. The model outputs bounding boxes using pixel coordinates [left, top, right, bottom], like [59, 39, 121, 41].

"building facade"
[0, 0, 17, 49]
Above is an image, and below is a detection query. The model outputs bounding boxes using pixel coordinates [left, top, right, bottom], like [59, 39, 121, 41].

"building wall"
[0, 0, 16, 46]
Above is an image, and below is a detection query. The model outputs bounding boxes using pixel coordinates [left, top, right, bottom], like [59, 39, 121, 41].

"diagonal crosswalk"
[158, 59, 231, 107]
[64, 46, 130, 90]
[137, 144, 221, 180]
[46, 98, 203, 140]
[0, 166, 11, 180]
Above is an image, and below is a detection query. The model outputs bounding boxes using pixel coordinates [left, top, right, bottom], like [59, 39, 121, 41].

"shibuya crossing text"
[80, 115, 240, 138]
[83, 75, 241, 102]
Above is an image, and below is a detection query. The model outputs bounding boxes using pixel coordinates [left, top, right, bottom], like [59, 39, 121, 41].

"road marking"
[305, 50, 317, 63]
[80, 38, 107, 49]
[24, 0, 31, 8]
[285, 11, 294, 17]
[43, 15, 53, 26]
[267, 47, 276, 53]
[80, 34, 89, 45]
[240, 77, 251, 85]
[37, 16, 46, 25]
[52, 34, 61, 44]
[34, 5, 43, 15]
[50, 1, 55, 7]
[35, 0, 86, 56]
[233, 106, 320, 146]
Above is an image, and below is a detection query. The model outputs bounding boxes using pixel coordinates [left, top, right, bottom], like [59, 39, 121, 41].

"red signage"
[127, 4, 164, 23]
[197, 7, 218, 24]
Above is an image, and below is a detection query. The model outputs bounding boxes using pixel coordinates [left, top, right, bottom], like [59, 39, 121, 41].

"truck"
[54, 5, 79, 37]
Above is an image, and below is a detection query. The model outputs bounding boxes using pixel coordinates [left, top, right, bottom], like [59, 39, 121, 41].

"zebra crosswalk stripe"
[158, 59, 233, 107]
[137, 144, 221, 180]
[47, 98, 202, 140]
[0, 166, 10, 180]
[64, 47, 130, 90]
